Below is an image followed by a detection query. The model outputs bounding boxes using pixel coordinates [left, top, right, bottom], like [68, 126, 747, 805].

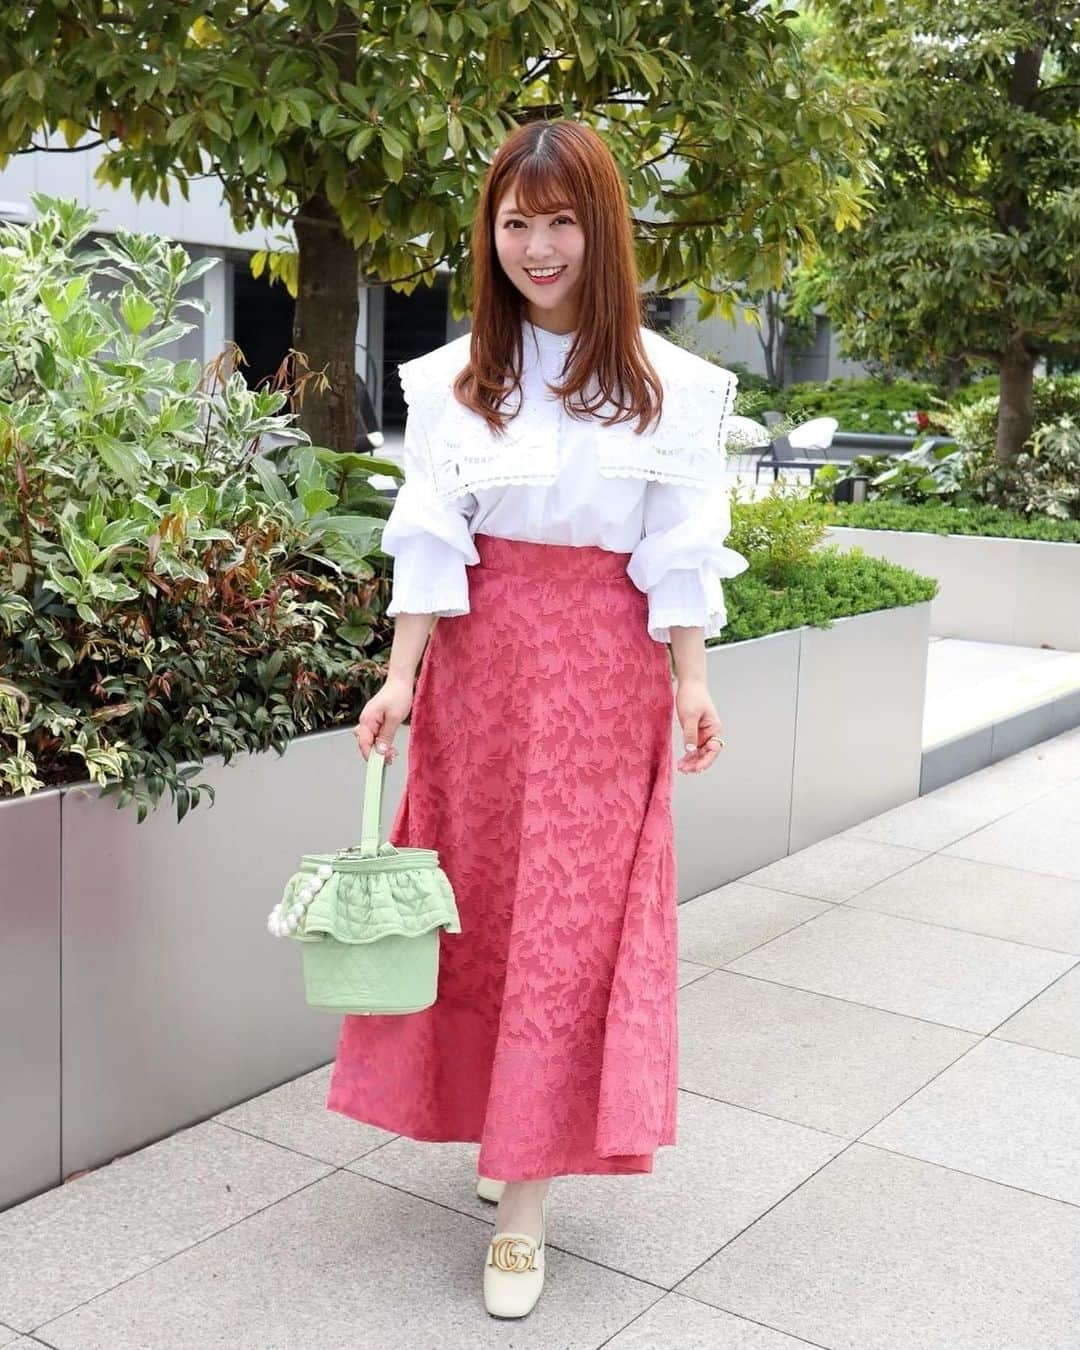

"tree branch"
[15, 139, 106, 154]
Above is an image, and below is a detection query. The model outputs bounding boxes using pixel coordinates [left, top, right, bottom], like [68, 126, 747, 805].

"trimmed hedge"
[828, 499, 1080, 543]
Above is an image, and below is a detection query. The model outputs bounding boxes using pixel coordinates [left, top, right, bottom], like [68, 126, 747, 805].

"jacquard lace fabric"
[380, 319, 750, 643]
[326, 533, 680, 1177]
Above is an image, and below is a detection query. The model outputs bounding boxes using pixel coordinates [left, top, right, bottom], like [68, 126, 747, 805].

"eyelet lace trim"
[398, 329, 739, 504]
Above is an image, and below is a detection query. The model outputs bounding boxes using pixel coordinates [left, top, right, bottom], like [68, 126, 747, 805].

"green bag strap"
[359, 745, 388, 857]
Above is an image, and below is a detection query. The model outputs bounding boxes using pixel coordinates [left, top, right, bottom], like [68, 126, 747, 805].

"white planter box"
[823, 525, 1080, 650]
[673, 600, 930, 897]
[0, 598, 931, 1211]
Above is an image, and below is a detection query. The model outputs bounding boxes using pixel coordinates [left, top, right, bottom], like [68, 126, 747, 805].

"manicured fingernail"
[376, 741, 388, 754]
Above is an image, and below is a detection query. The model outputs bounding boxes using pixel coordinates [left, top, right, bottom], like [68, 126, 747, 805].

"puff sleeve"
[380, 366, 480, 618]
[626, 476, 750, 644]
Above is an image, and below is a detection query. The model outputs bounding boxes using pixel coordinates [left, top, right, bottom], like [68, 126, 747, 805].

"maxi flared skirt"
[326, 532, 680, 1179]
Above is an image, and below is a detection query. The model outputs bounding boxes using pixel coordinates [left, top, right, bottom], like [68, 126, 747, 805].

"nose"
[524, 234, 554, 261]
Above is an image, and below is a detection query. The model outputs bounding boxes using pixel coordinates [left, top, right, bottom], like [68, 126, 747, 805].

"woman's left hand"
[675, 678, 726, 774]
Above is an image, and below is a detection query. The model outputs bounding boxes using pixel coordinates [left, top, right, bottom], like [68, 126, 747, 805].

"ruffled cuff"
[626, 481, 748, 593]
[627, 530, 748, 594]
[380, 477, 479, 562]
[379, 473, 478, 618]
[626, 478, 748, 643]
[385, 536, 471, 617]
[645, 567, 730, 644]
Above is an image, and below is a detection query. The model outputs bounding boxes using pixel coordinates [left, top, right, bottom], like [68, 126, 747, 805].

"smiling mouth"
[524, 266, 566, 280]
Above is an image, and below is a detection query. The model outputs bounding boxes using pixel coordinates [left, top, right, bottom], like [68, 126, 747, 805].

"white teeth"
[526, 266, 564, 278]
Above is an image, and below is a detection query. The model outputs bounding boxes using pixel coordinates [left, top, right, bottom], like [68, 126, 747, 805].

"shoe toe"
[483, 1230, 545, 1318]
[476, 1175, 506, 1203]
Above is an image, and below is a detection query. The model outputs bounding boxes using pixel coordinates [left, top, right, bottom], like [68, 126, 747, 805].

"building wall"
[666, 297, 876, 386]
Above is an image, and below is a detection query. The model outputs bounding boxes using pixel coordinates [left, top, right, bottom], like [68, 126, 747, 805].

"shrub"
[779, 376, 938, 435]
[937, 375, 1080, 457]
[932, 376, 1080, 519]
[827, 499, 1080, 542]
[0, 195, 400, 819]
[711, 483, 938, 645]
[805, 438, 977, 510]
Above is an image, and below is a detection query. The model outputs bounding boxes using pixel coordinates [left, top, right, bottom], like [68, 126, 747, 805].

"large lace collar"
[396, 322, 738, 503]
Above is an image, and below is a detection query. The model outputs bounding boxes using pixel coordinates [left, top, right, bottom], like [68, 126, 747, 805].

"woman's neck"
[524, 301, 577, 336]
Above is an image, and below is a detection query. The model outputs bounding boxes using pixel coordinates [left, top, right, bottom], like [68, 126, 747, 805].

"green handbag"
[266, 745, 461, 1015]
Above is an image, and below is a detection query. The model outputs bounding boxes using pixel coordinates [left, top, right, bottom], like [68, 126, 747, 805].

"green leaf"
[94, 435, 145, 487]
[61, 524, 98, 580]
[346, 126, 376, 161]
[120, 290, 156, 335]
[382, 148, 403, 183]
[33, 340, 56, 386]
[301, 487, 339, 515]
[87, 574, 140, 602]
[380, 125, 406, 160]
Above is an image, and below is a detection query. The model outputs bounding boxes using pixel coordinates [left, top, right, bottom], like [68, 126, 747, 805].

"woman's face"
[493, 182, 585, 333]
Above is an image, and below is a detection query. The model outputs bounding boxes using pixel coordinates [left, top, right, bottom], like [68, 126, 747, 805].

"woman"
[327, 118, 749, 1319]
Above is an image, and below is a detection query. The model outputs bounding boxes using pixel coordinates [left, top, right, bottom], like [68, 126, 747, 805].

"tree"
[816, 0, 1080, 461]
[0, 1, 879, 452]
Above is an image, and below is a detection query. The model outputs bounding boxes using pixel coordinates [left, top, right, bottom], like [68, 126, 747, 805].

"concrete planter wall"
[0, 597, 930, 1212]
[824, 525, 1080, 650]
[674, 599, 930, 897]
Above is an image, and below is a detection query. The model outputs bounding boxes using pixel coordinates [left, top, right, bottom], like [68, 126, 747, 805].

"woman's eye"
[503, 217, 575, 228]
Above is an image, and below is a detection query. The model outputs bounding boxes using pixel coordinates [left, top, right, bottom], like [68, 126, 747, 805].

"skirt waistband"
[473, 532, 632, 580]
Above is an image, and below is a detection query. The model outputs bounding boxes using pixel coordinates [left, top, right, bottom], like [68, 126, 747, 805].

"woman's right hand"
[353, 675, 414, 764]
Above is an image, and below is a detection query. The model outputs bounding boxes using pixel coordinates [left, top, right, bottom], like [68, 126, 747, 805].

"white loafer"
[483, 1197, 546, 1319]
[476, 1174, 506, 1203]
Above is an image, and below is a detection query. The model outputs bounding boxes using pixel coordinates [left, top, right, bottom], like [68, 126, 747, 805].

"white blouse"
[380, 318, 750, 644]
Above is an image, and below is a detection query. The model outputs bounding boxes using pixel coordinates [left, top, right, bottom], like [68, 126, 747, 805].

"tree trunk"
[293, 192, 359, 453]
[758, 289, 782, 386]
[996, 338, 1034, 464]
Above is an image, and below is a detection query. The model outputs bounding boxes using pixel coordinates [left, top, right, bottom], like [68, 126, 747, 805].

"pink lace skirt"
[326, 532, 679, 1179]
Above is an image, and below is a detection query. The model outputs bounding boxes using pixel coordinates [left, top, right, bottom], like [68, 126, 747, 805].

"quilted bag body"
[267, 747, 461, 1014]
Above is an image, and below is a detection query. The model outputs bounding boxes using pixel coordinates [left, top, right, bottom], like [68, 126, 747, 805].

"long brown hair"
[453, 119, 664, 437]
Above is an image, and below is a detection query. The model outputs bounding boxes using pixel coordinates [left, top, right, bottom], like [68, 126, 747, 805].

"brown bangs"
[453, 119, 664, 440]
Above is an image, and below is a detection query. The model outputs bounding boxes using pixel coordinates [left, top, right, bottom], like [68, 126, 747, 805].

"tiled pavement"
[2, 728, 1079, 1349]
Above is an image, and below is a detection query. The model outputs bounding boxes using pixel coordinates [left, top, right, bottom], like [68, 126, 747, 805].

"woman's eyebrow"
[497, 204, 574, 219]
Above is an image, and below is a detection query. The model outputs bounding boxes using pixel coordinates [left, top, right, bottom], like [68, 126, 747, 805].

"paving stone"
[37, 1170, 661, 1350]
[995, 966, 1080, 1059]
[863, 1037, 1080, 1205]
[846, 851, 1080, 953]
[0, 1121, 331, 1332]
[604, 1290, 820, 1348]
[348, 1091, 844, 1288]
[678, 882, 832, 968]
[739, 836, 927, 904]
[214, 1062, 396, 1166]
[677, 1143, 1080, 1350]
[726, 906, 1074, 1033]
[680, 969, 977, 1136]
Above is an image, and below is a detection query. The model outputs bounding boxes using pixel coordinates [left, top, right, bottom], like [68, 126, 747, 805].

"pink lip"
[525, 266, 566, 287]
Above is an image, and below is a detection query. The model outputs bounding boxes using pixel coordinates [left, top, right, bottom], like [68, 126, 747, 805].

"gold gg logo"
[487, 1236, 538, 1272]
